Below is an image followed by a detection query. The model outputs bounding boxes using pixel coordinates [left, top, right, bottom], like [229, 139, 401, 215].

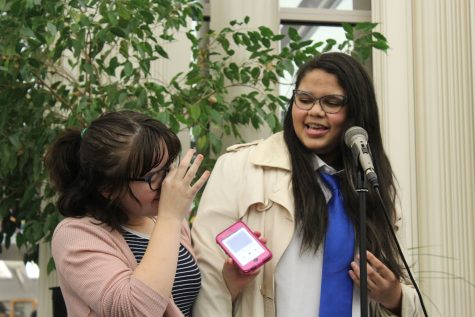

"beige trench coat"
[192, 132, 422, 317]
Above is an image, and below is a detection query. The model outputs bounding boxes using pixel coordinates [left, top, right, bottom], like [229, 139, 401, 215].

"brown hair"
[44, 110, 181, 230]
[283, 52, 404, 279]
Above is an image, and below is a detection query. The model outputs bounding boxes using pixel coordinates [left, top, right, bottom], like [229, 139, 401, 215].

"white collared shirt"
[275, 154, 361, 316]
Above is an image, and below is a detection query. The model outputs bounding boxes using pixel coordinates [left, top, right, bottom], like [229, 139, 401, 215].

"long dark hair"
[283, 52, 404, 279]
[44, 110, 181, 231]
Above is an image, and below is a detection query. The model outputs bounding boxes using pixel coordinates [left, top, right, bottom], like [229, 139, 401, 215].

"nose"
[307, 101, 325, 116]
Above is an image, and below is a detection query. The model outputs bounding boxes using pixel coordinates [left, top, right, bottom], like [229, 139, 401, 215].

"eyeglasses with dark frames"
[129, 167, 170, 191]
[293, 89, 347, 114]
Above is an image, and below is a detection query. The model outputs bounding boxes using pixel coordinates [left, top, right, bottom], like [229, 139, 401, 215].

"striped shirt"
[122, 228, 201, 317]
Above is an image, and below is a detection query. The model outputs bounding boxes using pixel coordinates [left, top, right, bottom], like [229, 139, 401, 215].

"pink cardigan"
[52, 217, 194, 317]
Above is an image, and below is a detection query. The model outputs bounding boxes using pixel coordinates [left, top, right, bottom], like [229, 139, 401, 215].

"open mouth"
[305, 123, 328, 131]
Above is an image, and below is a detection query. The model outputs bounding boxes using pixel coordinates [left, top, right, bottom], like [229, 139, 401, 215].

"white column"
[209, 0, 280, 147]
[371, 0, 418, 263]
[37, 242, 57, 317]
[151, 27, 193, 150]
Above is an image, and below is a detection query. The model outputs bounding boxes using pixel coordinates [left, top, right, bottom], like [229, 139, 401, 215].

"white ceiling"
[0, 245, 38, 302]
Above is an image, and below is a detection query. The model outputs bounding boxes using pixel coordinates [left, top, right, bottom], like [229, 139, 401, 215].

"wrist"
[155, 214, 183, 228]
[382, 285, 402, 315]
[223, 276, 239, 302]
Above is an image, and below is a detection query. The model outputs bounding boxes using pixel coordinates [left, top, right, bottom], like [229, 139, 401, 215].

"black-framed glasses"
[129, 168, 170, 191]
[293, 89, 347, 114]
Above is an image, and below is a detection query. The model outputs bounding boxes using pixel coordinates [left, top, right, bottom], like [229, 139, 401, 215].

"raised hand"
[132, 149, 209, 298]
[158, 149, 210, 222]
[349, 251, 402, 314]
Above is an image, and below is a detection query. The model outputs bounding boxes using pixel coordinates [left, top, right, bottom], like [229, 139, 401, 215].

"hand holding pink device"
[216, 221, 272, 274]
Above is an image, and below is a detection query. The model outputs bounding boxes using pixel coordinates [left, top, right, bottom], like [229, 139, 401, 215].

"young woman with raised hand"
[45, 110, 209, 317]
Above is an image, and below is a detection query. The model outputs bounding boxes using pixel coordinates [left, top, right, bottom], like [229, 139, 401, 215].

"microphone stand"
[356, 168, 368, 317]
[345, 127, 429, 316]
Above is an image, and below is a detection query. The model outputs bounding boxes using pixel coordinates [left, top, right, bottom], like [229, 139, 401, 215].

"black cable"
[374, 186, 429, 317]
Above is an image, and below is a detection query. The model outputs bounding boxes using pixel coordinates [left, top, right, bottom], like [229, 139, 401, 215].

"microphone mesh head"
[344, 126, 368, 146]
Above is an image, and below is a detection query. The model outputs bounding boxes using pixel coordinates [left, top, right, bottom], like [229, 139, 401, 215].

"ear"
[100, 191, 112, 199]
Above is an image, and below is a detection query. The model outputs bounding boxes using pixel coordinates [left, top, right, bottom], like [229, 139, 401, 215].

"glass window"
[279, 0, 370, 10]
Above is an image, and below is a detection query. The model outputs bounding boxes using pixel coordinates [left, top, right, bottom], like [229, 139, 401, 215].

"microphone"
[344, 126, 379, 187]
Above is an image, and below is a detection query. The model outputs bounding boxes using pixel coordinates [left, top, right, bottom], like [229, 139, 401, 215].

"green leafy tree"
[0, 0, 388, 266]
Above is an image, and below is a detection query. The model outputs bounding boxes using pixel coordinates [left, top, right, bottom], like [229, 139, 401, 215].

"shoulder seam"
[226, 139, 262, 152]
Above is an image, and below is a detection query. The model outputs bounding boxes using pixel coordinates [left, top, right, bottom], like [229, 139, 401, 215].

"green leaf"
[217, 36, 230, 51]
[240, 69, 250, 83]
[47, 257, 56, 275]
[373, 32, 387, 41]
[110, 26, 127, 38]
[117, 3, 132, 19]
[119, 40, 129, 57]
[106, 12, 118, 26]
[123, 61, 133, 77]
[251, 67, 261, 81]
[207, 108, 222, 123]
[197, 135, 208, 152]
[209, 133, 222, 154]
[46, 22, 57, 36]
[83, 63, 94, 75]
[232, 32, 242, 45]
[355, 22, 378, 31]
[374, 40, 389, 51]
[282, 60, 294, 76]
[155, 111, 170, 126]
[191, 125, 202, 137]
[258, 26, 273, 37]
[189, 104, 201, 120]
[342, 23, 353, 40]
[155, 44, 169, 58]
[261, 38, 271, 48]
[287, 27, 301, 42]
[251, 114, 261, 128]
